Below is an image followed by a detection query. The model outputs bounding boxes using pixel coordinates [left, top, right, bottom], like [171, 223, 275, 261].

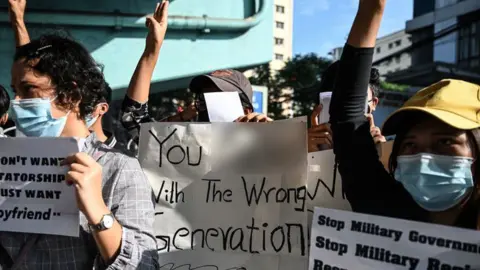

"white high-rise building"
[271, 0, 294, 72]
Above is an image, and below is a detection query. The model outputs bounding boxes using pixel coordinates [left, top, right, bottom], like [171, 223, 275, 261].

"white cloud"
[298, 0, 330, 16]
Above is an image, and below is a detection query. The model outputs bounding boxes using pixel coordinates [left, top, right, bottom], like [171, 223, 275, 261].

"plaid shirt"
[0, 134, 158, 269]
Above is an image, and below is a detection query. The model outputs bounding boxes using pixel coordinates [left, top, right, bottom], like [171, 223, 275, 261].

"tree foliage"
[249, 53, 332, 119]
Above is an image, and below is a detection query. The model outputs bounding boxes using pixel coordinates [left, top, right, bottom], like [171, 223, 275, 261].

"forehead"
[406, 116, 461, 136]
[11, 60, 52, 87]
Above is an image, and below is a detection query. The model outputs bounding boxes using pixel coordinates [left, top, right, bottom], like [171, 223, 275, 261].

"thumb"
[311, 104, 322, 126]
[145, 16, 155, 28]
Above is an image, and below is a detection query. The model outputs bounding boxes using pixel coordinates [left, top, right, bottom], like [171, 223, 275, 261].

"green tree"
[249, 64, 286, 119]
[277, 54, 332, 117]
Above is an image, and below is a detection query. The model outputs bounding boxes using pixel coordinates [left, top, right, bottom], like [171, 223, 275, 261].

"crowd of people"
[0, 0, 479, 269]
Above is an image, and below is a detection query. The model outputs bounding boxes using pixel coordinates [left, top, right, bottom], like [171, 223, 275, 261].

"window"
[388, 43, 393, 49]
[376, 47, 381, 54]
[274, 37, 284, 45]
[435, 0, 457, 9]
[395, 40, 402, 47]
[276, 21, 284, 29]
[276, 5, 285, 13]
[275, 54, 284, 60]
[458, 20, 480, 69]
[395, 55, 401, 63]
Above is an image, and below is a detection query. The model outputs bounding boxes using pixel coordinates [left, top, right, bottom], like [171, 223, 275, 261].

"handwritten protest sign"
[138, 122, 310, 269]
[309, 207, 480, 270]
[307, 150, 351, 212]
[0, 137, 80, 237]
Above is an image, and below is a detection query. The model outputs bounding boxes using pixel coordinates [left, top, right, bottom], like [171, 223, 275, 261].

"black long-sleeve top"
[329, 44, 477, 229]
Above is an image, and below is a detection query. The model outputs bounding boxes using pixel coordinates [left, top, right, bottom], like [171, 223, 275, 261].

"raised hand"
[145, 1, 169, 53]
[62, 153, 107, 223]
[8, 0, 26, 23]
[308, 104, 333, 152]
[367, 113, 386, 144]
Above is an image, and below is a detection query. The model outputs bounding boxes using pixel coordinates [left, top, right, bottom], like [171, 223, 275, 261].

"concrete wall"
[0, 0, 274, 100]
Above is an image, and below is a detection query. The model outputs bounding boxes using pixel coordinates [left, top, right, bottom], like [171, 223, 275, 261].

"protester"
[8, 0, 130, 154]
[0, 85, 10, 137]
[121, 1, 272, 151]
[330, 0, 479, 229]
[1, 34, 158, 269]
[86, 83, 130, 153]
[308, 62, 385, 152]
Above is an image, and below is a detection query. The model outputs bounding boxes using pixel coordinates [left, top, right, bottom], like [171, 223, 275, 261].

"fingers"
[145, 16, 154, 28]
[308, 138, 333, 152]
[157, 0, 169, 24]
[310, 104, 322, 126]
[61, 152, 95, 167]
[236, 113, 272, 123]
[309, 123, 332, 134]
[65, 171, 83, 186]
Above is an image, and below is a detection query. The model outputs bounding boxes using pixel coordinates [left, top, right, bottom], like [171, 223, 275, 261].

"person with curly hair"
[308, 61, 385, 152]
[7, 0, 130, 153]
[2, 34, 158, 269]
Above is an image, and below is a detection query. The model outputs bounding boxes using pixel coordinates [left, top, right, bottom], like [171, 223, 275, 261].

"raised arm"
[126, 1, 168, 104]
[121, 1, 168, 142]
[8, 0, 30, 46]
[329, 0, 417, 218]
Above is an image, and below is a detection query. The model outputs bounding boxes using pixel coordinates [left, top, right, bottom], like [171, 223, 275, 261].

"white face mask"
[85, 114, 99, 128]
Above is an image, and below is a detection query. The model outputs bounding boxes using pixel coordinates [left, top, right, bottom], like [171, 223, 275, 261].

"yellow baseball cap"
[382, 79, 480, 136]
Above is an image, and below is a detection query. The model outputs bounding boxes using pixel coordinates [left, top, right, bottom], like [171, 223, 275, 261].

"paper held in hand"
[0, 137, 80, 237]
[309, 207, 480, 270]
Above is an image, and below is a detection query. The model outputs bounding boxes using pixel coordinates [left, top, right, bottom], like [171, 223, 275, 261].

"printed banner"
[309, 207, 480, 270]
[0, 137, 80, 237]
[138, 122, 310, 269]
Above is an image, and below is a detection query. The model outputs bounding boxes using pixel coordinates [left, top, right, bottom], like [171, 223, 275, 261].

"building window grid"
[458, 20, 480, 68]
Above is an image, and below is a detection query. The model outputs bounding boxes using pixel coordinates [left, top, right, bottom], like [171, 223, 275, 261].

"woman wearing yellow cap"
[330, 0, 479, 230]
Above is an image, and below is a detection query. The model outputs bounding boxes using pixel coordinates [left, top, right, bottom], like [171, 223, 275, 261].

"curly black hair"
[14, 33, 107, 119]
[319, 60, 381, 98]
[0, 85, 10, 117]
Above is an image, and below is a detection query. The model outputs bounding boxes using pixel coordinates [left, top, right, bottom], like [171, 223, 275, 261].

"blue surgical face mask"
[85, 114, 98, 128]
[10, 97, 69, 137]
[395, 153, 474, 212]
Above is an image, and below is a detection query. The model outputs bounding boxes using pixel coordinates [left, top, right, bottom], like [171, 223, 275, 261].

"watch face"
[103, 215, 114, 229]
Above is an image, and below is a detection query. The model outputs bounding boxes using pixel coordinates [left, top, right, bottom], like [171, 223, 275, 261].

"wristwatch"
[89, 213, 115, 232]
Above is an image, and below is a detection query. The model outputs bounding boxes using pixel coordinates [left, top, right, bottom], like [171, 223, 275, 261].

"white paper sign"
[204, 92, 244, 122]
[138, 122, 309, 269]
[318, 92, 332, 124]
[0, 137, 80, 237]
[309, 207, 480, 270]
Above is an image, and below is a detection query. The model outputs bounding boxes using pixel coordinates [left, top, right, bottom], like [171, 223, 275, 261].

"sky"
[293, 0, 414, 56]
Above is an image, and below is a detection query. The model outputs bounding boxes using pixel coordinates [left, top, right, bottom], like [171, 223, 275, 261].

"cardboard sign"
[138, 122, 309, 269]
[0, 137, 80, 237]
[309, 207, 480, 270]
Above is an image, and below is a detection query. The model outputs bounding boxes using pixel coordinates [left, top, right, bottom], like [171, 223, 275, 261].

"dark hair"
[14, 33, 106, 119]
[101, 83, 112, 105]
[319, 61, 381, 98]
[0, 85, 10, 117]
[388, 112, 480, 228]
[369, 67, 381, 98]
